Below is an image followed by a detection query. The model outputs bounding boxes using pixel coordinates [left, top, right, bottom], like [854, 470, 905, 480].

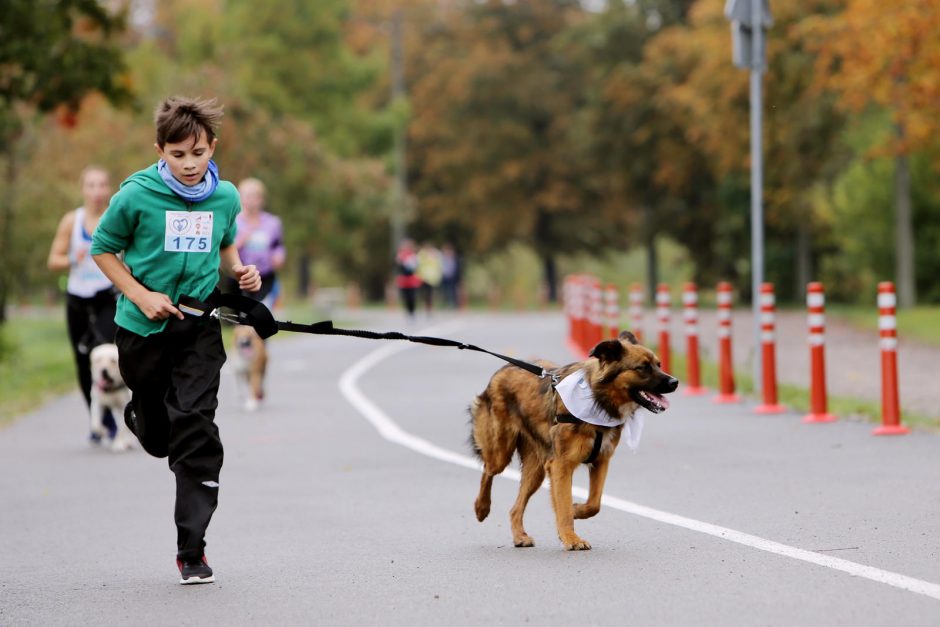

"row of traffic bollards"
[563, 275, 909, 436]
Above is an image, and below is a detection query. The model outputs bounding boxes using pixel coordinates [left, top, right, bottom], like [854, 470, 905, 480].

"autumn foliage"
[4, 0, 940, 310]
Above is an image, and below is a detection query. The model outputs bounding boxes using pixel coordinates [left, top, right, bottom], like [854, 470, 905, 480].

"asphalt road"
[2, 309, 939, 626]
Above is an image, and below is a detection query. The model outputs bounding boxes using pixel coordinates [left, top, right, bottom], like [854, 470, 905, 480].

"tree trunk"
[644, 205, 658, 306]
[0, 141, 16, 324]
[894, 141, 915, 308]
[297, 253, 311, 298]
[795, 222, 811, 301]
[542, 253, 557, 304]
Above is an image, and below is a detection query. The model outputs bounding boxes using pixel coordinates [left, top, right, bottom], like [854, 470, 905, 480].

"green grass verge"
[0, 313, 76, 426]
[828, 304, 940, 347]
[0, 299, 347, 428]
[667, 351, 938, 433]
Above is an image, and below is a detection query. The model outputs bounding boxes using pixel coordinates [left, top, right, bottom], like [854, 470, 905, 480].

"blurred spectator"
[233, 177, 286, 310]
[440, 243, 461, 309]
[46, 165, 118, 444]
[417, 242, 443, 315]
[230, 177, 285, 411]
[395, 239, 421, 318]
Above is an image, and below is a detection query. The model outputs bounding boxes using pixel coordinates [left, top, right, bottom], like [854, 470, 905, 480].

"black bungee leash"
[176, 293, 560, 384]
[179, 292, 612, 464]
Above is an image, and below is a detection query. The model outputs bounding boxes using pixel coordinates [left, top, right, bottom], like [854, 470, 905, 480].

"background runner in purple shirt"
[234, 178, 285, 308]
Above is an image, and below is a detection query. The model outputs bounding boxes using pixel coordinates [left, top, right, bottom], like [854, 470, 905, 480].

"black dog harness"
[554, 413, 605, 465]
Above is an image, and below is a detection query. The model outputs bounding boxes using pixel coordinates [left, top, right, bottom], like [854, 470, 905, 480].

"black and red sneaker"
[177, 555, 214, 585]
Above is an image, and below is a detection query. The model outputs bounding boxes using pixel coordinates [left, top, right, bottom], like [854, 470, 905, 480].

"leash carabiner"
[209, 308, 243, 326]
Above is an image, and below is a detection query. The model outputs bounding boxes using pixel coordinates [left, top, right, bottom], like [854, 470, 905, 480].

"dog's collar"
[554, 413, 605, 465]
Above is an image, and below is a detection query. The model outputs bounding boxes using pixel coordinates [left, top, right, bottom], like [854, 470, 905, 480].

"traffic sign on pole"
[726, 0, 772, 395]
[725, 0, 773, 70]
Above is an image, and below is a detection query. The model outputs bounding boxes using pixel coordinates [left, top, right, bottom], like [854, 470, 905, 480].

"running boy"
[91, 96, 261, 585]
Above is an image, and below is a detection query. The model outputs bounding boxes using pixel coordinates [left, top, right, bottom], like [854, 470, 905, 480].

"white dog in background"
[89, 343, 134, 452]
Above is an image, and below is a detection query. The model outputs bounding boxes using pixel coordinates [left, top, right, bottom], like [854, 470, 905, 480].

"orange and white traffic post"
[682, 282, 706, 395]
[589, 277, 604, 349]
[755, 283, 786, 413]
[655, 283, 672, 373]
[564, 276, 575, 345]
[605, 283, 620, 339]
[578, 276, 591, 353]
[873, 282, 909, 435]
[712, 281, 741, 403]
[629, 283, 645, 343]
[802, 282, 837, 423]
[568, 275, 585, 353]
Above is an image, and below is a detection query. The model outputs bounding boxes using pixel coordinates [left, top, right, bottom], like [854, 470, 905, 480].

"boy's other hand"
[234, 264, 261, 293]
[135, 290, 184, 321]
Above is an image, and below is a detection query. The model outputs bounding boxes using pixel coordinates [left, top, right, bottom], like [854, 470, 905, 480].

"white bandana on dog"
[555, 369, 645, 451]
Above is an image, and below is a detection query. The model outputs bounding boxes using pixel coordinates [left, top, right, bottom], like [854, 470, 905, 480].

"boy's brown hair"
[154, 96, 224, 148]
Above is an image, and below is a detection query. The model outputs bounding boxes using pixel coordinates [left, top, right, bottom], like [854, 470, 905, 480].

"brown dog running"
[469, 331, 678, 550]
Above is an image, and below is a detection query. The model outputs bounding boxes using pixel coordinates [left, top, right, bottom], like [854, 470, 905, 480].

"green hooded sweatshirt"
[90, 164, 240, 336]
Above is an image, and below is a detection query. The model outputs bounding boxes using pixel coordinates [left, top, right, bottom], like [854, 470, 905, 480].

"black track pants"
[116, 319, 226, 562]
[399, 286, 417, 316]
[66, 290, 118, 408]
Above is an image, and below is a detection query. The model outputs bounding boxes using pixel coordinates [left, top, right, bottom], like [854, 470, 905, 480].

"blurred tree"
[806, 0, 940, 307]
[760, 0, 847, 300]
[598, 0, 847, 302]
[219, 0, 397, 295]
[8, 93, 150, 301]
[220, 108, 393, 299]
[820, 132, 895, 302]
[599, 1, 748, 293]
[407, 0, 603, 302]
[5, 0, 397, 304]
[582, 0, 714, 301]
[223, 0, 387, 157]
[0, 0, 130, 322]
[11, 0, 940, 312]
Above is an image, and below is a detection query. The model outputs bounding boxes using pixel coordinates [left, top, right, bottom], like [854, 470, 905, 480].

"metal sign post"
[725, 0, 772, 395]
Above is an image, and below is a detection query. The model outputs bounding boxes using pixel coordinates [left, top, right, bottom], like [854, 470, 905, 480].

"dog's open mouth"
[631, 390, 670, 414]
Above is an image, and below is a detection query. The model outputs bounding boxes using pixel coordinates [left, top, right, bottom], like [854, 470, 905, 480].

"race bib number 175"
[165, 211, 213, 253]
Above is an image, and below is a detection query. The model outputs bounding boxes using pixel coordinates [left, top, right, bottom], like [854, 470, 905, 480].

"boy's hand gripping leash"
[176, 294, 560, 384]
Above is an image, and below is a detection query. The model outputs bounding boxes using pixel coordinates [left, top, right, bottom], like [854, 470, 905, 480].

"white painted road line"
[338, 321, 940, 603]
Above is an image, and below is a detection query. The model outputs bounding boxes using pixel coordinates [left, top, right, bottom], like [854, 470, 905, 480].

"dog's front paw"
[561, 535, 592, 551]
[513, 534, 535, 548]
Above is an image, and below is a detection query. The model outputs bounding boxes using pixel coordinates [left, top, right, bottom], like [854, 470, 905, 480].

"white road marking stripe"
[338, 321, 940, 603]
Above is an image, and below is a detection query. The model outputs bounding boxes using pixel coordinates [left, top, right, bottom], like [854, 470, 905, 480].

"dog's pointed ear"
[589, 339, 625, 363]
[618, 330, 639, 345]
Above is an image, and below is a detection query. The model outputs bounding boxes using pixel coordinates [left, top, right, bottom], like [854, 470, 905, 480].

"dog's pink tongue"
[652, 393, 670, 410]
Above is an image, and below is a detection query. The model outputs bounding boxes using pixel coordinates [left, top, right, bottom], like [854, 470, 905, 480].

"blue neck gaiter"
[157, 159, 219, 202]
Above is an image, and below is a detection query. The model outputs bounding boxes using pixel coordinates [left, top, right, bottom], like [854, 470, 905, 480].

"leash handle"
[178, 293, 279, 339]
